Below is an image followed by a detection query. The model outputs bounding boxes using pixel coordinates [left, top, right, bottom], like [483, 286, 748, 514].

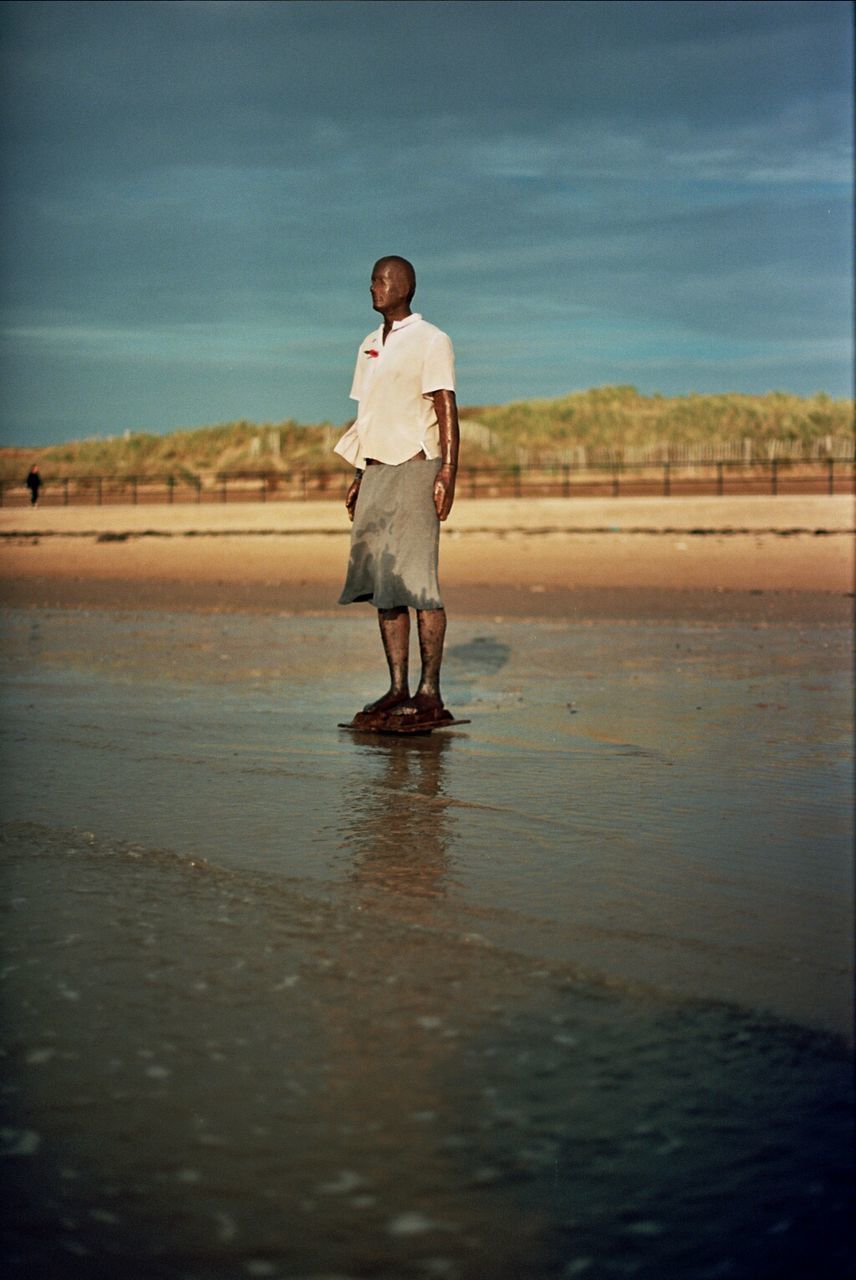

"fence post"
[716, 461, 724, 496]
[301, 471, 307, 501]
[96, 476, 102, 506]
[827, 458, 834, 496]
[513, 465, 522, 498]
[196, 477, 202, 504]
[611, 465, 620, 498]
[220, 476, 227, 504]
[167, 475, 175, 504]
[260, 473, 267, 502]
[771, 459, 778, 496]
[468, 467, 477, 499]
[663, 462, 670, 497]
[562, 464, 570, 498]
[0, 481, 4, 507]
[63, 478, 69, 506]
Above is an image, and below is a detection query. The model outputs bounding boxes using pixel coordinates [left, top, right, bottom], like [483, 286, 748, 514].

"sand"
[1, 494, 853, 622]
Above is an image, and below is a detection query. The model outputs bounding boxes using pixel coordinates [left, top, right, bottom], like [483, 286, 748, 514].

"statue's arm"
[345, 478, 359, 521]
[431, 389, 459, 521]
[344, 467, 364, 522]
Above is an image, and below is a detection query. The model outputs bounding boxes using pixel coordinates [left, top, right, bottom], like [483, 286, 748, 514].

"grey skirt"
[339, 457, 443, 610]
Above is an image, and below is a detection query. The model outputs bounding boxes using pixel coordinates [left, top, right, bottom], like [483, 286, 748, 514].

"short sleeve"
[349, 347, 365, 402]
[421, 330, 456, 395]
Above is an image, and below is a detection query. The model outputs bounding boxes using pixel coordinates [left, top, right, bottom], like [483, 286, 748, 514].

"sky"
[0, 0, 852, 447]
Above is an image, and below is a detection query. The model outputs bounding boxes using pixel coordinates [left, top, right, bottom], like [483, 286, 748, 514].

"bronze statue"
[335, 257, 462, 733]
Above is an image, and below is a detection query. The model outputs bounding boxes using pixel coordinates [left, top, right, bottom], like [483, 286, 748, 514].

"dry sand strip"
[1, 495, 852, 623]
[1, 493, 852, 536]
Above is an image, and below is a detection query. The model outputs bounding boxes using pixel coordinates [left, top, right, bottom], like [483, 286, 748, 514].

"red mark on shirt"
[364, 348, 379, 358]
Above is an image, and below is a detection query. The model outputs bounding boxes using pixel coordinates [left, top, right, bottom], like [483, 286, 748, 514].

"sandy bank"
[2, 493, 852, 535]
[2, 495, 852, 622]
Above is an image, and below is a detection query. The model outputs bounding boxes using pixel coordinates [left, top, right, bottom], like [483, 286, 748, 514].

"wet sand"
[1, 495, 854, 1278]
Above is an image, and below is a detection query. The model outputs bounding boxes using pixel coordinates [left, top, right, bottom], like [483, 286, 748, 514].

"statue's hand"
[433, 465, 456, 521]
[345, 477, 361, 523]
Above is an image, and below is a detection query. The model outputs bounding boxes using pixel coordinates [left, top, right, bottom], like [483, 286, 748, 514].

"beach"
[1, 494, 852, 619]
[1, 494, 853, 1278]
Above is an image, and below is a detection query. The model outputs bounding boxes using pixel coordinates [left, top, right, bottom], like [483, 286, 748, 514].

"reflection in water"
[28, 618, 43, 656]
[339, 735, 455, 910]
[313, 738, 526, 1262]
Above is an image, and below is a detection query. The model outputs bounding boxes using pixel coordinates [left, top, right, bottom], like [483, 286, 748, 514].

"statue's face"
[370, 261, 412, 314]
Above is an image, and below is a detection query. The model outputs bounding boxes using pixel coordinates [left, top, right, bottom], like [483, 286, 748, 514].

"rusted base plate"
[338, 718, 471, 737]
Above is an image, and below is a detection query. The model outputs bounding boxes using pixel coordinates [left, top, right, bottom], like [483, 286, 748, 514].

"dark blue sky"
[1, 0, 852, 445]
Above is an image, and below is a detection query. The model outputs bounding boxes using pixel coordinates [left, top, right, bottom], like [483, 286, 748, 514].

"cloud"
[0, 0, 852, 443]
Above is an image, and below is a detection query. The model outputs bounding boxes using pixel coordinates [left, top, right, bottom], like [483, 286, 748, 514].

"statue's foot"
[386, 693, 453, 729]
[350, 690, 410, 728]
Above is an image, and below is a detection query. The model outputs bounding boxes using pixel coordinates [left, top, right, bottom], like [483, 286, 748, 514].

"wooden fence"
[1, 457, 853, 507]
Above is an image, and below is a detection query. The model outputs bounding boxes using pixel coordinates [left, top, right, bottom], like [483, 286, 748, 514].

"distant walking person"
[334, 256, 460, 730]
[25, 465, 41, 507]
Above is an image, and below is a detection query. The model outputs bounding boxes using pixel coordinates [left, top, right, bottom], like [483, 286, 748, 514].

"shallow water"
[1, 606, 853, 1278]
[1, 609, 851, 1033]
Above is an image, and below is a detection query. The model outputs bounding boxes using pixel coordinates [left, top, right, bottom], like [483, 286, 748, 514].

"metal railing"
[1, 457, 853, 507]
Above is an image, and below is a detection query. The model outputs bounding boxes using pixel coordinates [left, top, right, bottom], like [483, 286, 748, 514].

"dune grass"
[2, 388, 852, 481]
[467, 387, 853, 462]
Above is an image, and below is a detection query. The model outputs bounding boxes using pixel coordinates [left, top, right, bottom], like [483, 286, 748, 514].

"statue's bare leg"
[362, 606, 411, 714]
[381, 608, 450, 726]
[414, 607, 447, 706]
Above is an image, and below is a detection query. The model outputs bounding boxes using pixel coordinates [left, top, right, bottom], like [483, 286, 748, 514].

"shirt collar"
[389, 312, 422, 332]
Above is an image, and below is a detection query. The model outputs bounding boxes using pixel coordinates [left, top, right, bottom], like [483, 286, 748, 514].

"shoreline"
[0, 578, 850, 626]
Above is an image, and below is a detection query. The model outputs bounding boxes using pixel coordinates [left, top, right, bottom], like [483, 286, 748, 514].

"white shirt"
[333, 313, 456, 468]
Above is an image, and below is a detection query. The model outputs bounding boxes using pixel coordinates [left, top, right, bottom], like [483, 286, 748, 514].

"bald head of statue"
[371, 256, 416, 314]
